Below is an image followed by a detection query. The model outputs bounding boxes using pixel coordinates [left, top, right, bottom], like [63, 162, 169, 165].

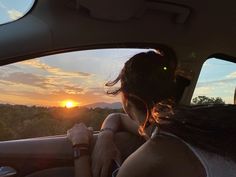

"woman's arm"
[74, 155, 91, 177]
[67, 123, 93, 177]
[101, 113, 139, 135]
[91, 113, 143, 177]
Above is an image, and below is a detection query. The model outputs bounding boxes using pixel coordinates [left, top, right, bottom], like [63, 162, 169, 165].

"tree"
[0, 121, 15, 140]
[191, 96, 225, 105]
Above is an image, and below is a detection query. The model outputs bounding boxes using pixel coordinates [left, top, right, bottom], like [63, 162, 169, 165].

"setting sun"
[61, 100, 79, 108]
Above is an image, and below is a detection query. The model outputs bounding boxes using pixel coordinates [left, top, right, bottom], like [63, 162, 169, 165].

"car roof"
[0, 0, 236, 104]
[0, 0, 236, 63]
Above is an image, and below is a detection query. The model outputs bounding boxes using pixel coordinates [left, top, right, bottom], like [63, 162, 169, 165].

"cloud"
[0, 72, 85, 95]
[47, 89, 118, 106]
[0, 84, 118, 107]
[193, 76, 236, 104]
[64, 85, 84, 94]
[193, 86, 214, 96]
[21, 59, 91, 78]
[196, 77, 236, 88]
[0, 80, 14, 86]
[7, 9, 23, 20]
[226, 72, 236, 79]
[0, 71, 119, 106]
[0, 72, 47, 89]
[0, 1, 7, 9]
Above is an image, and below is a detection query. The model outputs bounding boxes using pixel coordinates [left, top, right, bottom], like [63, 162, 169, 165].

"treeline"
[0, 104, 123, 141]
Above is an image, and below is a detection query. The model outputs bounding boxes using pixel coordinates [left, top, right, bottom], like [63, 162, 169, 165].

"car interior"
[0, 0, 236, 176]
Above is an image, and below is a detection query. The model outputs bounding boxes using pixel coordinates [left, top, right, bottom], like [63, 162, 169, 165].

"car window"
[0, 0, 35, 25]
[0, 48, 154, 140]
[191, 58, 236, 105]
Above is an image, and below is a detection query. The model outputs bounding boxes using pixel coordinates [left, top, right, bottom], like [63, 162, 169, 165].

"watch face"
[74, 147, 81, 159]
[73, 147, 89, 159]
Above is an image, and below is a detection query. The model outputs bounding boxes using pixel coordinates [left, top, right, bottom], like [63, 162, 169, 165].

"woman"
[67, 51, 236, 177]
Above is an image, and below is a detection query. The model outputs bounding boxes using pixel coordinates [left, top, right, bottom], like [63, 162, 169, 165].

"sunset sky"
[0, 49, 151, 107]
[0, 48, 235, 107]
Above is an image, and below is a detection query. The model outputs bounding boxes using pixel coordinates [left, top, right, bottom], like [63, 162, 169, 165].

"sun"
[61, 100, 78, 108]
[65, 101, 74, 108]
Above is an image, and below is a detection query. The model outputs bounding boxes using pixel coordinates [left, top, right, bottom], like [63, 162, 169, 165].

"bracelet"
[100, 127, 115, 133]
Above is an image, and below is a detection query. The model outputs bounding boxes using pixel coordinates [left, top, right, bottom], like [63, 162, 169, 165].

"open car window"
[0, 48, 154, 140]
[191, 58, 236, 105]
[0, 0, 35, 25]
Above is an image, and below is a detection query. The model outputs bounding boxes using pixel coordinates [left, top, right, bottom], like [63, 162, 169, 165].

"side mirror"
[0, 166, 17, 177]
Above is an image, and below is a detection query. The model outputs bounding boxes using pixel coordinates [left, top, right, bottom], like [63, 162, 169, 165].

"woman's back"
[160, 131, 236, 177]
[192, 146, 236, 177]
[117, 128, 236, 177]
[117, 132, 206, 177]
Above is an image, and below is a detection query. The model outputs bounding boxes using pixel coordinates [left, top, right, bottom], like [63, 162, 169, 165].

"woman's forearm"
[74, 155, 92, 177]
[101, 113, 139, 135]
[91, 116, 144, 177]
[67, 123, 93, 177]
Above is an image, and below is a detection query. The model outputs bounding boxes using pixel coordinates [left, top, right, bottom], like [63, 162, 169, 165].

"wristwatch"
[73, 144, 89, 160]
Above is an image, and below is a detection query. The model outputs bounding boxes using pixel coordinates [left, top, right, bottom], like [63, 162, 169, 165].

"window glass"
[0, 48, 153, 140]
[191, 58, 236, 105]
[0, 0, 35, 25]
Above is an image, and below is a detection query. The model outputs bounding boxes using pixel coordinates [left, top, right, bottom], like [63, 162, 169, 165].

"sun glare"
[61, 100, 78, 108]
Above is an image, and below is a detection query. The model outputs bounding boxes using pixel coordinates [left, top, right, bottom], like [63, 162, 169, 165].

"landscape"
[0, 95, 226, 141]
[0, 103, 123, 141]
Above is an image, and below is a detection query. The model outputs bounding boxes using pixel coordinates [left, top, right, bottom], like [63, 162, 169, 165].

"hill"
[83, 102, 122, 109]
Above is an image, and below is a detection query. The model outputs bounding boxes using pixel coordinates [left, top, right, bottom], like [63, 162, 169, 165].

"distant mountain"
[84, 102, 122, 109]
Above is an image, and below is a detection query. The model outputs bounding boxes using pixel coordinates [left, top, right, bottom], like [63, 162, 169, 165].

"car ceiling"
[0, 0, 236, 104]
[1, 0, 236, 62]
[0, 0, 236, 76]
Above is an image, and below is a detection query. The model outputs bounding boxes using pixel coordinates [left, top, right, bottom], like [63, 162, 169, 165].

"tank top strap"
[151, 128, 236, 177]
[151, 128, 209, 177]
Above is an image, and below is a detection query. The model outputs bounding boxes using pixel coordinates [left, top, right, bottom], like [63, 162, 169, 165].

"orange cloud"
[0, 72, 47, 88]
[21, 59, 91, 78]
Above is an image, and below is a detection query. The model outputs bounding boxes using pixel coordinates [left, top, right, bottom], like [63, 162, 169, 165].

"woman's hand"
[67, 123, 93, 146]
[92, 130, 121, 177]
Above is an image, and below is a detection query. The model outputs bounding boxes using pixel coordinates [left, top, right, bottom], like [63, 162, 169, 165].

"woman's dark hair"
[106, 50, 177, 112]
[156, 105, 236, 162]
[106, 49, 236, 162]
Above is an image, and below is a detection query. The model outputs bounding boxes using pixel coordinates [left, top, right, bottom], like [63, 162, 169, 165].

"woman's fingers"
[88, 127, 93, 131]
[66, 129, 70, 135]
[67, 123, 92, 145]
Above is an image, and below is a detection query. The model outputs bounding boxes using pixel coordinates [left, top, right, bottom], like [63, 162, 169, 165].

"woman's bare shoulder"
[116, 138, 166, 177]
[117, 135, 206, 177]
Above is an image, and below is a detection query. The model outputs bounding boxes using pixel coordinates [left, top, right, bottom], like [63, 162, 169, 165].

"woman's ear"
[128, 101, 148, 124]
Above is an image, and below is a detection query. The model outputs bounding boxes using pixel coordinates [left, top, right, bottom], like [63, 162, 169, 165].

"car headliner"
[0, 0, 236, 104]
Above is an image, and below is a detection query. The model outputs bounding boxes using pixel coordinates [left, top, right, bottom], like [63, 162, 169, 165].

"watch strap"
[100, 127, 115, 133]
[73, 146, 89, 160]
